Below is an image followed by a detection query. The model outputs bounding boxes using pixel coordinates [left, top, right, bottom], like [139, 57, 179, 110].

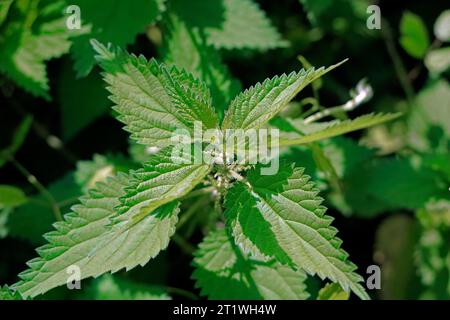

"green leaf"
[425, 48, 450, 75]
[171, 0, 287, 50]
[92, 40, 218, 147]
[416, 200, 450, 299]
[399, 11, 430, 59]
[0, 0, 71, 98]
[343, 157, 449, 217]
[86, 274, 170, 300]
[58, 59, 110, 140]
[116, 147, 211, 226]
[279, 113, 402, 147]
[0, 115, 32, 168]
[298, 0, 333, 25]
[0, 208, 11, 238]
[13, 173, 180, 298]
[317, 283, 350, 300]
[192, 229, 309, 299]
[374, 215, 418, 299]
[162, 13, 241, 118]
[434, 9, 450, 42]
[222, 61, 346, 130]
[69, 0, 165, 77]
[0, 285, 21, 300]
[0, 185, 27, 209]
[0, 0, 13, 26]
[75, 154, 116, 191]
[407, 80, 450, 153]
[225, 164, 369, 300]
[224, 183, 292, 265]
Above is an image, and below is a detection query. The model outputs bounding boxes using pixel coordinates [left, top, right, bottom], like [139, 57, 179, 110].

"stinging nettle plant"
[7, 39, 401, 300]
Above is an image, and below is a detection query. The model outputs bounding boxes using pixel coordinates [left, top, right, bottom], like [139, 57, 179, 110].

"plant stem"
[304, 79, 373, 123]
[9, 157, 63, 221]
[381, 18, 416, 106]
[180, 186, 215, 201]
[172, 233, 196, 255]
[12, 100, 77, 164]
[178, 196, 210, 230]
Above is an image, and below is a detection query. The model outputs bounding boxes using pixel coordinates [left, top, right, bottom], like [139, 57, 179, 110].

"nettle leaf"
[0, 285, 21, 300]
[170, 0, 287, 50]
[225, 164, 369, 300]
[0, 0, 71, 98]
[116, 147, 211, 226]
[69, 0, 166, 77]
[279, 113, 402, 146]
[192, 229, 309, 300]
[92, 40, 218, 148]
[162, 13, 241, 118]
[222, 61, 346, 130]
[13, 173, 179, 298]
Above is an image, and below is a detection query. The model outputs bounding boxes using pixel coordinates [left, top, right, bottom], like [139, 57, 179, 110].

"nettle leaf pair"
[11, 40, 399, 300]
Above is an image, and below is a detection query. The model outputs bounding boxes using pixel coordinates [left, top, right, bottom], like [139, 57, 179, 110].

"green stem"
[10, 157, 62, 221]
[381, 18, 416, 106]
[172, 234, 196, 255]
[178, 196, 211, 230]
[180, 186, 215, 201]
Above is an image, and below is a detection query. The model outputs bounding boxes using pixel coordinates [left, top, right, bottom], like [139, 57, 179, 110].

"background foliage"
[0, 0, 449, 300]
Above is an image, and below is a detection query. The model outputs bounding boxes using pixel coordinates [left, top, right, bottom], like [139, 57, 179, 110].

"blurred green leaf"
[425, 47, 450, 75]
[171, 0, 287, 50]
[0, 185, 27, 209]
[299, 0, 333, 25]
[434, 9, 450, 42]
[0, 0, 13, 25]
[317, 283, 350, 300]
[0, 208, 11, 238]
[374, 215, 419, 299]
[7, 173, 81, 245]
[75, 153, 136, 192]
[416, 200, 450, 299]
[400, 11, 430, 59]
[0, 115, 32, 168]
[343, 157, 449, 217]
[58, 60, 110, 140]
[407, 79, 450, 153]
[85, 274, 170, 300]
